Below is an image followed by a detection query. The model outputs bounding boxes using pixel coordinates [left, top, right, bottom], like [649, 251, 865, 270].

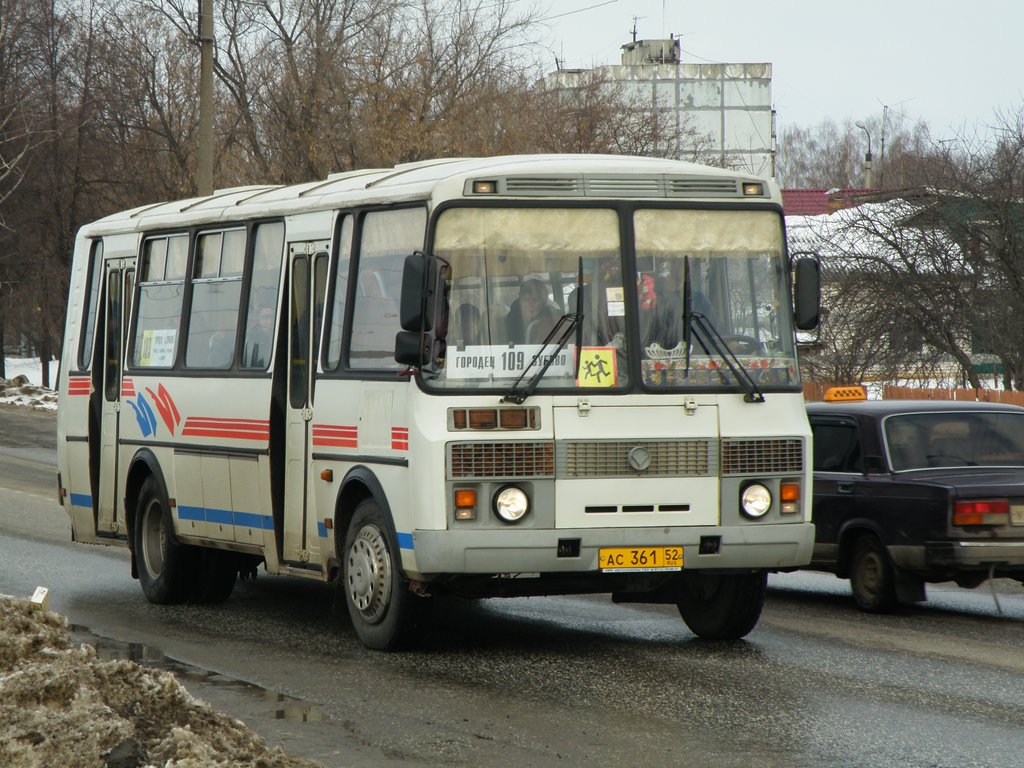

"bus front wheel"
[676, 570, 767, 640]
[340, 499, 429, 650]
[134, 476, 194, 604]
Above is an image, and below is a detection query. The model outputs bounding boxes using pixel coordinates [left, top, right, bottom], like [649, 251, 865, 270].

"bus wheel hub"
[347, 526, 391, 621]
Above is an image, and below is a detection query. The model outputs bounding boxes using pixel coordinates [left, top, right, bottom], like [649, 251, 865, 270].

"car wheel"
[134, 476, 195, 604]
[850, 535, 898, 612]
[340, 498, 430, 650]
[676, 570, 767, 640]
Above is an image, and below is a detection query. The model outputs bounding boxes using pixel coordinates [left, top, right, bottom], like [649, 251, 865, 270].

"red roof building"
[782, 188, 877, 216]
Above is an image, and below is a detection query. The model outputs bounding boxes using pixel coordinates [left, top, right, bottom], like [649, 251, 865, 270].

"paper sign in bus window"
[605, 286, 625, 317]
[447, 344, 574, 380]
[138, 329, 177, 367]
[577, 347, 617, 387]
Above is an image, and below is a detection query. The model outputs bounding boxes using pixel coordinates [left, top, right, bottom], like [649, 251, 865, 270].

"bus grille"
[556, 440, 713, 478]
[448, 438, 803, 479]
[720, 438, 803, 475]
[449, 442, 555, 479]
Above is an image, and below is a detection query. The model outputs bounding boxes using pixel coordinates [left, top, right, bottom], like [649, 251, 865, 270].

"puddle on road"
[69, 624, 326, 723]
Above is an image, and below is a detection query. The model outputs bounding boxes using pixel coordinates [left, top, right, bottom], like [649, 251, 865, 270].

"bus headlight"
[740, 483, 772, 519]
[493, 485, 529, 523]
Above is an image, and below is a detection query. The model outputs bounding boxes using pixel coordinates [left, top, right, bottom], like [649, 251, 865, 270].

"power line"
[541, 0, 619, 23]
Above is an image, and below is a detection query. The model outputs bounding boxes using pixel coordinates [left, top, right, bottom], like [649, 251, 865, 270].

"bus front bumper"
[403, 522, 814, 578]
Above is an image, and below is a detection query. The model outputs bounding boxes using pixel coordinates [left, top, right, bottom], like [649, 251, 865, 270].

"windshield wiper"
[502, 311, 582, 404]
[502, 260, 586, 404]
[681, 256, 765, 404]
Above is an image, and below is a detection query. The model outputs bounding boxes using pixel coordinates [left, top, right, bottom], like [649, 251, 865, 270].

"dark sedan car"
[807, 390, 1024, 611]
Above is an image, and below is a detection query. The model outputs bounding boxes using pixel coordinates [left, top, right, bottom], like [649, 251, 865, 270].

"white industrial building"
[543, 37, 775, 177]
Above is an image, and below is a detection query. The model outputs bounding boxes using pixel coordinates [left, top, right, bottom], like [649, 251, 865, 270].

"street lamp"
[855, 120, 874, 188]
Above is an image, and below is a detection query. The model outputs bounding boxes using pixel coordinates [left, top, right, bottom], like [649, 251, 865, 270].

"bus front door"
[96, 262, 133, 539]
[282, 243, 329, 567]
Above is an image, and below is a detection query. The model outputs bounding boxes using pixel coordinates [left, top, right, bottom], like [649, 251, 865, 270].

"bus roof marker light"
[472, 180, 498, 194]
[742, 182, 764, 196]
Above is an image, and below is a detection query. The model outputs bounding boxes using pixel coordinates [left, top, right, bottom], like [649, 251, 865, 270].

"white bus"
[56, 154, 820, 650]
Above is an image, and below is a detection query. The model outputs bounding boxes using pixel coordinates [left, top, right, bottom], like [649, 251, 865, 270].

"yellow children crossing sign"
[577, 347, 617, 387]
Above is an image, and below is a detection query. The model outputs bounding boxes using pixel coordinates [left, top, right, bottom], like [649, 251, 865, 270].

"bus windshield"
[429, 206, 799, 393]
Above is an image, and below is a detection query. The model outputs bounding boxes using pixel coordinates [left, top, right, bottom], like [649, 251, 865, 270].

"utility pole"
[855, 120, 874, 188]
[197, 0, 214, 196]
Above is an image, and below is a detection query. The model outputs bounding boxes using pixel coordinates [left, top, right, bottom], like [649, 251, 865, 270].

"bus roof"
[79, 154, 780, 237]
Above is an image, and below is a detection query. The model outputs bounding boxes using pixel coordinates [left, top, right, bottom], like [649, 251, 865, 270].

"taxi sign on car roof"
[823, 386, 867, 402]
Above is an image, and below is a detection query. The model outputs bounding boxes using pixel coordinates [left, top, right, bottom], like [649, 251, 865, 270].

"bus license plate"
[598, 546, 683, 572]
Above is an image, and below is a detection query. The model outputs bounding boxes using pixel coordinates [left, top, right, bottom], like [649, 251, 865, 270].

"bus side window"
[324, 215, 353, 370]
[187, 229, 244, 369]
[131, 234, 187, 369]
[78, 240, 104, 371]
[241, 222, 285, 370]
[348, 207, 425, 370]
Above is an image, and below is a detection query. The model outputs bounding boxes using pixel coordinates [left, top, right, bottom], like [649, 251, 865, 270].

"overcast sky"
[536, 0, 1022, 139]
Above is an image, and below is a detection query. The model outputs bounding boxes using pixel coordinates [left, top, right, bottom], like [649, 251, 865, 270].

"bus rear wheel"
[134, 476, 194, 605]
[676, 570, 767, 640]
[340, 498, 429, 651]
[189, 549, 239, 604]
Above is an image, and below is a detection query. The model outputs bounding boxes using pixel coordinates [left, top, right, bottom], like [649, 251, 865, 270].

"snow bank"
[1, 358, 58, 410]
[0, 595, 322, 768]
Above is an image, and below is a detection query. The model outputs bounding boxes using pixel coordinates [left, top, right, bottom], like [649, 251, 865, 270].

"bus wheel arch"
[134, 472, 195, 604]
[334, 467, 429, 650]
[123, 450, 169, 580]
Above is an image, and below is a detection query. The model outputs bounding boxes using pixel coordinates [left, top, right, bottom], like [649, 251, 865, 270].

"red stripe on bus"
[391, 427, 409, 451]
[312, 424, 358, 448]
[180, 428, 269, 440]
[312, 437, 359, 448]
[181, 417, 269, 440]
[67, 378, 91, 395]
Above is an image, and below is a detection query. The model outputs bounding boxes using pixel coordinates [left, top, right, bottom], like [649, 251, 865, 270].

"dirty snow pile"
[0, 365, 57, 410]
[0, 595, 322, 768]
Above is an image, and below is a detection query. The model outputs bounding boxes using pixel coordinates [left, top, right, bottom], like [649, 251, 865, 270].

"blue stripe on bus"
[317, 522, 328, 538]
[235, 511, 275, 530]
[69, 493, 93, 508]
[397, 532, 414, 550]
[177, 505, 206, 521]
[176, 505, 274, 530]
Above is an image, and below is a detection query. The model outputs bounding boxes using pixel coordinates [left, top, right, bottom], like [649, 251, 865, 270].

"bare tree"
[798, 106, 1024, 390]
[777, 114, 933, 189]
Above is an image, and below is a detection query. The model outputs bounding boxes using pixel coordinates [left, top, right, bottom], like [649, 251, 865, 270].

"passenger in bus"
[452, 303, 482, 347]
[245, 305, 276, 367]
[504, 279, 559, 344]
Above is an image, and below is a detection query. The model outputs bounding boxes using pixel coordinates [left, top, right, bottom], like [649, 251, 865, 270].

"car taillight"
[953, 499, 1009, 526]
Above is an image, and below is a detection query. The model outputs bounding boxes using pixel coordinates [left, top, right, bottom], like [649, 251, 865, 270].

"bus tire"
[189, 549, 239, 604]
[676, 570, 766, 640]
[341, 498, 428, 651]
[134, 476, 195, 605]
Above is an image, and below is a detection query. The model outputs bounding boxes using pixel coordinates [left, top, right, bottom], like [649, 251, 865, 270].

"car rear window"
[884, 411, 1024, 470]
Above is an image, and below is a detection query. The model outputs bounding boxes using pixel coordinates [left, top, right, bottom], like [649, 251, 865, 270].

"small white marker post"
[30, 586, 50, 612]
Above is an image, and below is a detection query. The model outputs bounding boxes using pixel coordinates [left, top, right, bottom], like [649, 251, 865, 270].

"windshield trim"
[420, 199, 801, 396]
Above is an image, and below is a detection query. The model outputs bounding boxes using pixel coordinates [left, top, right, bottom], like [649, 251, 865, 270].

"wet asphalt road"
[1, 404, 1023, 767]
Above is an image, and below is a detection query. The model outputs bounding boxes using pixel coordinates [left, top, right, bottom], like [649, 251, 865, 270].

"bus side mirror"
[792, 255, 820, 331]
[395, 251, 450, 369]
